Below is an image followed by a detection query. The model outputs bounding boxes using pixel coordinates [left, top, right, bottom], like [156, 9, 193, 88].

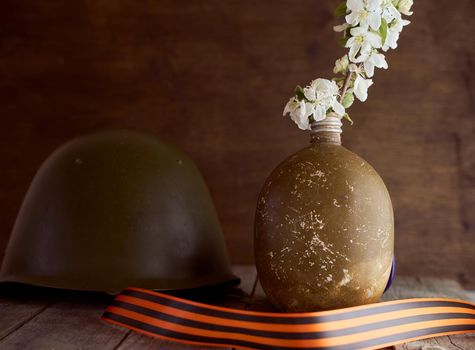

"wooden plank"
[247, 275, 475, 349]
[395, 335, 475, 350]
[0, 284, 60, 340]
[1, 270, 472, 349]
[383, 277, 474, 350]
[457, 129, 475, 288]
[114, 334, 204, 350]
[0, 292, 129, 350]
[467, 291, 475, 303]
[382, 277, 472, 301]
[115, 265, 258, 349]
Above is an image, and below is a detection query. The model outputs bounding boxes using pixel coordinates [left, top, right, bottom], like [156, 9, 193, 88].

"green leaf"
[338, 36, 349, 47]
[342, 92, 355, 108]
[379, 18, 388, 44]
[343, 113, 354, 125]
[294, 85, 306, 101]
[334, 2, 347, 17]
[332, 76, 346, 82]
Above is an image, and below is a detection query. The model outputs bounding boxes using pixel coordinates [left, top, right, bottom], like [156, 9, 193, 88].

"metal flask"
[254, 117, 394, 312]
[0, 130, 237, 293]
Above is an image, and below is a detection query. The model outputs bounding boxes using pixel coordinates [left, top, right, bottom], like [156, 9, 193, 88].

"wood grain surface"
[0, 1, 474, 286]
[0, 266, 473, 349]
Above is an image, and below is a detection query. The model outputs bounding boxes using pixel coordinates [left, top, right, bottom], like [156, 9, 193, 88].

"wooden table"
[0, 266, 474, 350]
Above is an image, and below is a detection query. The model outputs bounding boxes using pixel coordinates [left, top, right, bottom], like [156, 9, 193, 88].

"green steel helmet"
[0, 130, 238, 292]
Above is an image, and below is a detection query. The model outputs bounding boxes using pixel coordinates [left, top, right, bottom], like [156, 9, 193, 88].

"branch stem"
[339, 71, 354, 104]
[338, 63, 363, 104]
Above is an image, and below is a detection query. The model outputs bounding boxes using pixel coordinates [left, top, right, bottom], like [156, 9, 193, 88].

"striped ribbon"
[102, 287, 475, 350]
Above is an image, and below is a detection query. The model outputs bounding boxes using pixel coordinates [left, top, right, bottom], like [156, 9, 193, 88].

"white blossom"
[304, 79, 339, 101]
[353, 74, 373, 102]
[306, 103, 329, 122]
[332, 99, 346, 116]
[382, 17, 410, 51]
[283, 0, 412, 130]
[304, 79, 346, 118]
[346, 0, 383, 31]
[356, 50, 388, 77]
[346, 26, 382, 62]
[283, 78, 347, 129]
[283, 97, 299, 117]
[381, 0, 401, 22]
[283, 98, 312, 130]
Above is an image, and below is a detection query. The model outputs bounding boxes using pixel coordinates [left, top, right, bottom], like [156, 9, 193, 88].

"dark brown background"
[0, 1, 474, 287]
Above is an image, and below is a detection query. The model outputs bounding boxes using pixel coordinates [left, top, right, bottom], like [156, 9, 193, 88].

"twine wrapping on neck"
[311, 115, 342, 144]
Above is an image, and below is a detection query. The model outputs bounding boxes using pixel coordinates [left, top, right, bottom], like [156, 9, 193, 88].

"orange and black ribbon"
[102, 287, 475, 350]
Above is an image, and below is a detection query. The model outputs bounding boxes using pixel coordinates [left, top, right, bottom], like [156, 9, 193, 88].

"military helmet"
[0, 130, 238, 292]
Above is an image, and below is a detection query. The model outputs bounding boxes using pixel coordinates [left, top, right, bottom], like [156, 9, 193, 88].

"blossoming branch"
[284, 0, 413, 130]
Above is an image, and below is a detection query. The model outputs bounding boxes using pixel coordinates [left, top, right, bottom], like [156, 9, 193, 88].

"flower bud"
[333, 55, 350, 74]
[348, 63, 359, 73]
[397, 0, 413, 16]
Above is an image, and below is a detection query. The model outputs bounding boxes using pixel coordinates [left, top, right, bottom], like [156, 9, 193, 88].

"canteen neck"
[310, 115, 342, 145]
